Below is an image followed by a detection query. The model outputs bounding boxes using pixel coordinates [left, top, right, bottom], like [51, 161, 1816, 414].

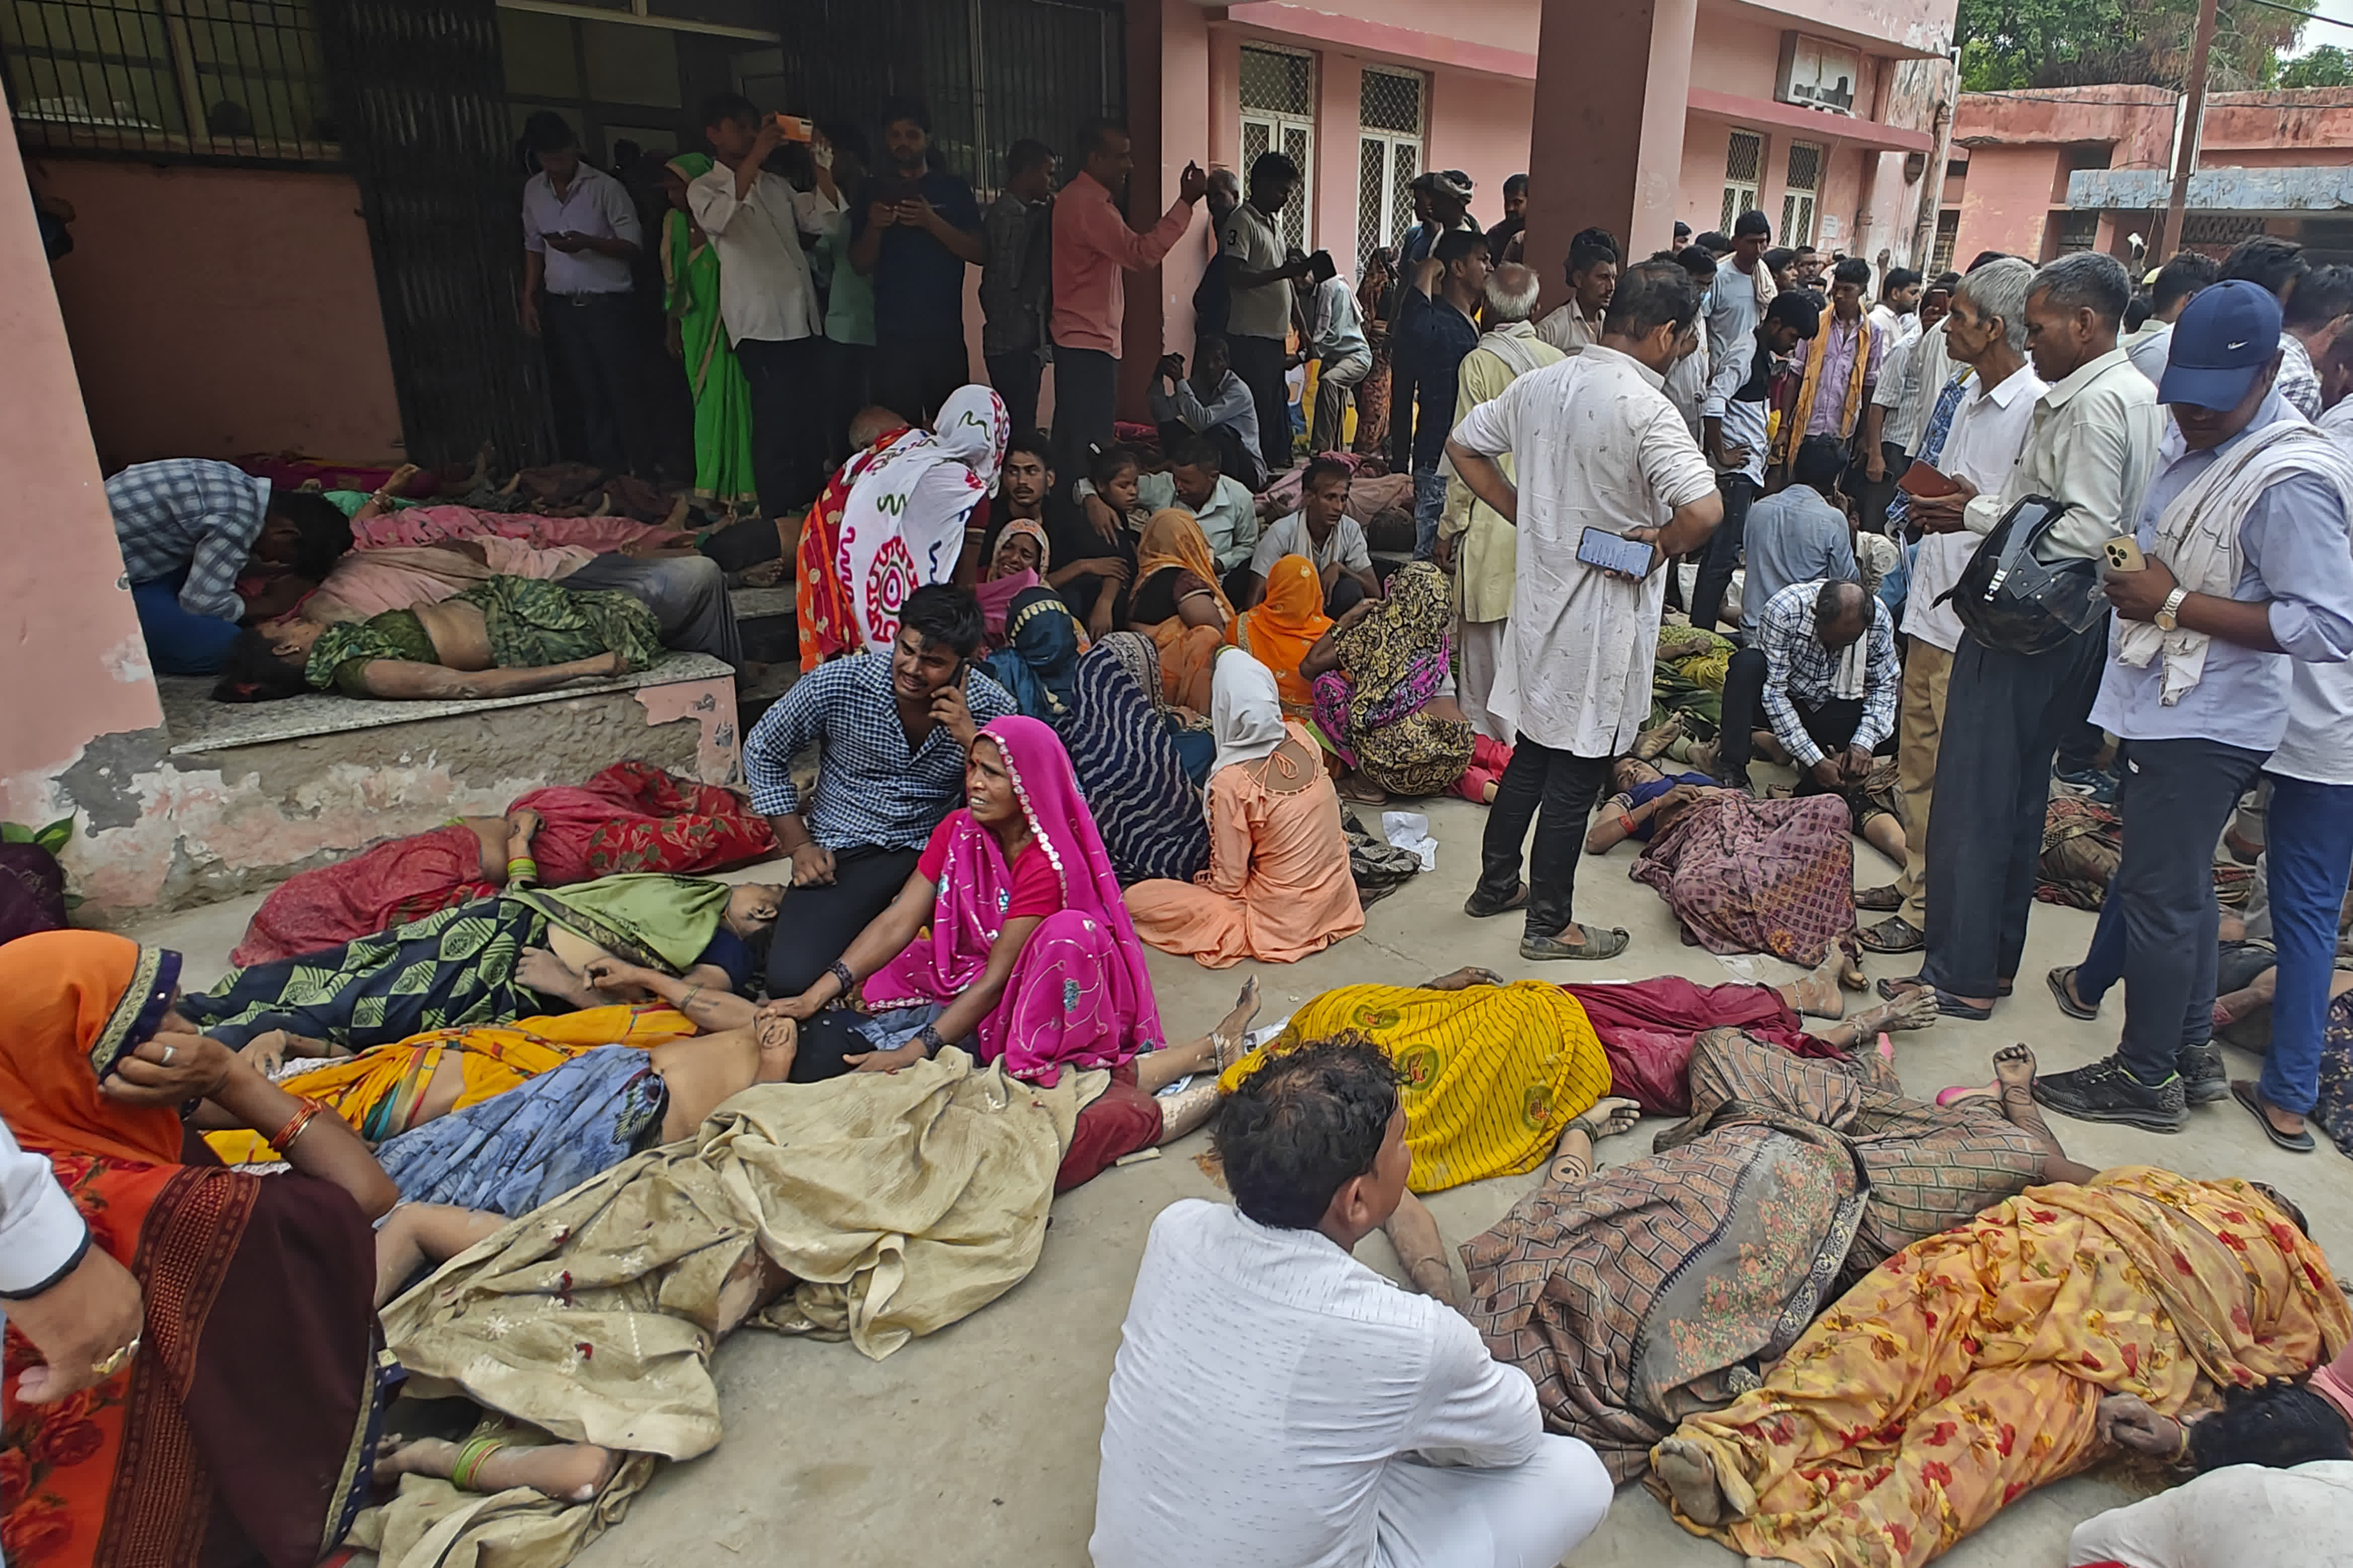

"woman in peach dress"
[1127, 651, 1363, 967]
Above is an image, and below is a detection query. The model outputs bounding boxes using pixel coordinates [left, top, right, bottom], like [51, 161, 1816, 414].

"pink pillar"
[1118, 0, 1213, 420]
[1522, 0, 1696, 311]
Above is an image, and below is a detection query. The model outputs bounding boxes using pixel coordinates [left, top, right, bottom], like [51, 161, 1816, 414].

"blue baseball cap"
[2159, 279, 2285, 411]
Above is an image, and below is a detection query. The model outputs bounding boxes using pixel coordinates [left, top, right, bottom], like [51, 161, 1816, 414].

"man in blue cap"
[2033, 279, 2353, 1136]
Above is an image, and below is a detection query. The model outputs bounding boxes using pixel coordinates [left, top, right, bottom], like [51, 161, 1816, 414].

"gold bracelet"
[679, 984, 703, 1015]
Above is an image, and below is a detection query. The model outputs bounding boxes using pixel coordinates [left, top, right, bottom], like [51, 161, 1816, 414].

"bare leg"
[2214, 965, 2280, 1027]
[1383, 1191, 1460, 1307]
[1861, 812, 1906, 868]
[1777, 952, 1850, 1021]
[375, 1204, 507, 1308]
[1993, 1045, 2099, 1185]
[1542, 1097, 1641, 1189]
[1810, 988, 1939, 1051]
[1136, 978, 1260, 1093]
[374, 1435, 619, 1503]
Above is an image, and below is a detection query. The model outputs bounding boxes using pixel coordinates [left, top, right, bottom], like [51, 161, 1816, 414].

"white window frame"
[1355, 65, 1424, 263]
[1239, 43, 1315, 253]
[1722, 129, 1763, 234]
[1782, 138, 1824, 249]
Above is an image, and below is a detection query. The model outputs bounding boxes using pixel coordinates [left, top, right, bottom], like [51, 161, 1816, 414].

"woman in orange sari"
[1234, 552, 1331, 721]
[0, 931, 400, 1568]
[1127, 508, 1235, 715]
[1653, 1163, 2350, 1568]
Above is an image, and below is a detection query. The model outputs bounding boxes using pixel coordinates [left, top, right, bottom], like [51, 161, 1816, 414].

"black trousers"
[541, 291, 646, 475]
[735, 336, 829, 519]
[1224, 332, 1293, 478]
[1715, 646, 1864, 780]
[873, 336, 971, 425]
[764, 845, 924, 998]
[1476, 735, 1615, 940]
[1920, 620, 2109, 997]
[2054, 629, 2110, 772]
[1052, 347, 1119, 501]
[1387, 362, 1418, 473]
[1690, 472, 1758, 633]
[986, 349, 1044, 442]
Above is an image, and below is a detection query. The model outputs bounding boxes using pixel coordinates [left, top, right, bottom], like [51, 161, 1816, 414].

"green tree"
[1958, 0, 2312, 90]
[2282, 43, 2353, 86]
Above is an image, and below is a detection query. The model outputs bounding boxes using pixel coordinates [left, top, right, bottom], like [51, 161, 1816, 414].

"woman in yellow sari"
[206, 1004, 694, 1166]
[1127, 508, 1235, 714]
[1653, 1164, 2350, 1568]
[1217, 968, 1614, 1194]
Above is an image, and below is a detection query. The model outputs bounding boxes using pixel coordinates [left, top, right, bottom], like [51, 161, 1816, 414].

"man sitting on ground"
[109, 457, 354, 675]
[1090, 1038, 1612, 1568]
[1712, 579, 1897, 796]
[1148, 334, 1268, 491]
[1080, 437, 1260, 587]
[992, 431, 1128, 614]
[741, 584, 1015, 998]
[1247, 455, 1379, 613]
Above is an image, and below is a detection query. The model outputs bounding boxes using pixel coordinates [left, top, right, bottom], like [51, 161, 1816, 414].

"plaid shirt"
[106, 458, 271, 619]
[743, 651, 1016, 850]
[1757, 580, 1901, 770]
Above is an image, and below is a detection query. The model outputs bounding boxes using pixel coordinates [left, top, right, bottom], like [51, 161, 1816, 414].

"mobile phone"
[2102, 535, 2146, 573]
[1577, 526, 1657, 580]
[769, 113, 813, 142]
[1306, 249, 1338, 284]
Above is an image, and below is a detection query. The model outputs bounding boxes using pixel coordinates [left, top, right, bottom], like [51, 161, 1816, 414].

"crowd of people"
[24, 79, 2353, 1568]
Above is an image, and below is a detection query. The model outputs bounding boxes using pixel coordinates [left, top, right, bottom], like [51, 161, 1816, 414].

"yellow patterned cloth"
[1218, 981, 1611, 1192]
[1656, 1167, 2351, 1568]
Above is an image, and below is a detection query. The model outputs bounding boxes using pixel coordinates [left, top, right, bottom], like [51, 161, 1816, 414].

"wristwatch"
[2154, 586, 2189, 632]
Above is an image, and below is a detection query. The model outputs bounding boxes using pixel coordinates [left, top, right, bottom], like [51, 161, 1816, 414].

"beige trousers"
[1896, 639, 1954, 924]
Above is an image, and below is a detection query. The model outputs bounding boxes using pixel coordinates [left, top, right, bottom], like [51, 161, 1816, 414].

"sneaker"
[2053, 765, 2119, 806]
[2176, 1041, 2229, 1105]
[2032, 1054, 2187, 1132]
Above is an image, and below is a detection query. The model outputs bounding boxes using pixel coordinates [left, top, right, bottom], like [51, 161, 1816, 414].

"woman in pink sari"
[762, 715, 1255, 1189]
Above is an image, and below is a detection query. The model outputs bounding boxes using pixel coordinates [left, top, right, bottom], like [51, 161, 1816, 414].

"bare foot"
[1632, 714, 1684, 762]
[1221, 976, 1262, 1042]
[1841, 954, 1868, 992]
[1571, 1096, 1642, 1141]
[1423, 966, 1506, 992]
[1993, 1042, 2037, 1095]
[1787, 952, 1848, 1020]
[1848, 988, 1940, 1036]
[516, 947, 590, 1006]
[1654, 1437, 1725, 1526]
[373, 1435, 619, 1503]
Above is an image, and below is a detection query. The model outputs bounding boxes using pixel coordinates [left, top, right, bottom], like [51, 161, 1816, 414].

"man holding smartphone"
[518, 111, 646, 476]
[1446, 261, 1721, 962]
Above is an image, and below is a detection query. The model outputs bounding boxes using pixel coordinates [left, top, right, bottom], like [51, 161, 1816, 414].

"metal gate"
[312, 0, 554, 468]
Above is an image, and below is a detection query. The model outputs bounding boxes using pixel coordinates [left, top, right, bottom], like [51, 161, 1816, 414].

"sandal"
[2232, 1080, 2316, 1153]
[1876, 976, 1990, 1019]
[1521, 926, 1631, 961]
[1857, 915, 1924, 954]
[1854, 884, 1904, 912]
[2046, 965, 2098, 1021]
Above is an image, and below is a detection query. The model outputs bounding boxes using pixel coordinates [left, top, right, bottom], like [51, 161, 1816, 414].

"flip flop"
[1930, 989, 1993, 1020]
[2232, 1080, 2316, 1152]
[2046, 965, 2098, 1021]
[1936, 1082, 1996, 1107]
[1876, 976, 1928, 1003]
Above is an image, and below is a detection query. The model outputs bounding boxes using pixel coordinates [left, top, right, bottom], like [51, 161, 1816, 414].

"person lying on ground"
[2064, 1344, 2353, 1568]
[1652, 1135, 2343, 1567]
[1627, 778, 1869, 969]
[1600, 750, 1907, 867]
[1457, 1038, 2080, 1484]
[230, 762, 774, 967]
[0, 932, 402, 1568]
[1128, 651, 1363, 966]
[1304, 560, 1474, 803]
[180, 873, 784, 1050]
[1090, 1037, 1615, 1568]
[742, 584, 1017, 998]
[213, 573, 664, 702]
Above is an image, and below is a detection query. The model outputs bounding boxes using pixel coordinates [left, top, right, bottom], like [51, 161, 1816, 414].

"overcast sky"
[2288, 0, 2353, 54]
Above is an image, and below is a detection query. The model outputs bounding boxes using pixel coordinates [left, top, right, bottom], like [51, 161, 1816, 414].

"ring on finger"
[91, 1335, 141, 1378]
[161, 1044, 176, 1064]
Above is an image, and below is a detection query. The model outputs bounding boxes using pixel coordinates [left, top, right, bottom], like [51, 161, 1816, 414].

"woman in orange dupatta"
[1127, 508, 1235, 715]
[1234, 553, 1331, 720]
[1652, 1165, 2350, 1568]
[0, 932, 400, 1568]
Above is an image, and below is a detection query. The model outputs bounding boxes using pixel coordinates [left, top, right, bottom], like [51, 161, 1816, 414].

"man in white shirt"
[1868, 266, 1923, 350]
[1449, 261, 1722, 961]
[688, 93, 845, 519]
[518, 112, 647, 476]
[1250, 456, 1379, 610]
[2, 1119, 145, 1404]
[1533, 226, 1618, 354]
[1887, 252, 2162, 1021]
[1859, 258, 2043, 957]
[1090, 1039, 1612, 1568]
[1222, 152, 1315, 482]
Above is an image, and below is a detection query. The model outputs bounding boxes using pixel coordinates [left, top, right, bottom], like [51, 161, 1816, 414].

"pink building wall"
[27, 158, 405, 471]
[1950, 141, 2057, 267]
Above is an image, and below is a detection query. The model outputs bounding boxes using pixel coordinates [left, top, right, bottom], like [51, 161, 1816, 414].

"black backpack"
[1933, 494, 2108, 656]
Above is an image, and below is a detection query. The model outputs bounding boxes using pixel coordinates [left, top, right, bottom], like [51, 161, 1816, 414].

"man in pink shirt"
[1051, 116, 1209, 491]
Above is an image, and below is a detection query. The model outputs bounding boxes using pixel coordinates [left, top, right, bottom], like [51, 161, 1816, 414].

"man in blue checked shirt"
[740, 584, 1015, 997]
[107, 457, 354, 675]
[1713, 579, 1900, 797]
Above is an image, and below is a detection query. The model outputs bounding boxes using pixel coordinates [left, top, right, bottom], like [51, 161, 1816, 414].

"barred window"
[1720, 129, 1761, 234]
[1355, 68, 1420, 266]
[2, 0, 338, 162]
[1238, 43, 1311, 252]
[1781, 139, 1821, 248]
[1931, 208, 1958, 274]
[1238, 41, 1308, 117]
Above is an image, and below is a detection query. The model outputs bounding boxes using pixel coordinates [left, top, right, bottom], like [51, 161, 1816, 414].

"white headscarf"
[1210, 650, 1288, 777]
[837, 384, 1010, 652]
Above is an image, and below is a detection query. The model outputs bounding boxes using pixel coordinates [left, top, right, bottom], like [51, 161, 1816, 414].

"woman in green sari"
[662, 153, 760, 519]
[177, 873, 786, 1050]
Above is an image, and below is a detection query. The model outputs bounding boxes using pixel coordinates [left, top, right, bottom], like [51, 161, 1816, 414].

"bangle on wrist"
[506, 856, 539, 884]
[827, 959, 856, 1003]
[915, 1022, 947, 1056]
[270, 1097, 327, 1153]
[679, 984, 703, 1015]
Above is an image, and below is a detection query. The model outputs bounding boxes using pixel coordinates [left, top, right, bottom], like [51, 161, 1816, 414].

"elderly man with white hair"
[1860, 256, 2045, 956]
[1435, 261, 1566, 741]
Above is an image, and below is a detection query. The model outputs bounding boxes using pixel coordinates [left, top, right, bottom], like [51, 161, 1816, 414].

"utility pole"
[2155, 0, 2220, 260]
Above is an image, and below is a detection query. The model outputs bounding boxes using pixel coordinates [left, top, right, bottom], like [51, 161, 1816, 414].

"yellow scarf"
[1776, 309, 1874, 468]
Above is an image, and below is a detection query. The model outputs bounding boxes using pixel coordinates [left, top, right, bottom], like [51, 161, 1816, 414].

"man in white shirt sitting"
[1090, 1039, 1612, 1568]
[1248, 456, 1380, 612]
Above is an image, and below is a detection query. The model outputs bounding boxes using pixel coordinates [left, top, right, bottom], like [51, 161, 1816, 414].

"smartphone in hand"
[1576, 526, 1657, 580]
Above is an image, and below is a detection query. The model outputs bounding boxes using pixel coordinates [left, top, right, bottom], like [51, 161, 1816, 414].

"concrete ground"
[129, 794, 2353, 1568]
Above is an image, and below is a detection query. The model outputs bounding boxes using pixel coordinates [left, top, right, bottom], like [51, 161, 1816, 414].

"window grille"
[1238, 43, 1311, 251]
[1781, 139, 1821, 248]
[1720, 129, 1761, 234]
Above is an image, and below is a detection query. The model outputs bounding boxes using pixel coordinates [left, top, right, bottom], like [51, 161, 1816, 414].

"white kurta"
[1450, 344, 1719, 757]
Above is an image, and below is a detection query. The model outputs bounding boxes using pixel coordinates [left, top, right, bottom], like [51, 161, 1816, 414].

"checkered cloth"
[106, 458, 271, 618]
